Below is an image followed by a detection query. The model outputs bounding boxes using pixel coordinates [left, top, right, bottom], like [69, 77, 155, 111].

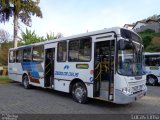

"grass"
[0, 76, 12, 84]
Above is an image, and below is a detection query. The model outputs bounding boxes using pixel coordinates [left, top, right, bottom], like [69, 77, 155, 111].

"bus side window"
[33, 45, 44, 62]
[57, 41, 67, 62]
[9, 50, 16, 63]
[23, 48, 32, 62]
[68, 38, 91, 62]
[16, 50, 23, 63]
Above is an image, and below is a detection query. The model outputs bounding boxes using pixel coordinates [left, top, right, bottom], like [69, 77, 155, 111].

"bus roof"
[9, 27, 138, 50]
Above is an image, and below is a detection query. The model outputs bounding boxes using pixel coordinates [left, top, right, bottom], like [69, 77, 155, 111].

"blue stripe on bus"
[30, 71, 40, 78]
[21, 62, 43, 78]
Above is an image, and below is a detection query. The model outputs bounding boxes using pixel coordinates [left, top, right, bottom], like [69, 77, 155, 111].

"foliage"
[145, 42, 160, 52]
[142, 35, 152, 48]
[0, 76, 11, 84]
[19, 28, 44, 45]
[138, 29, 160, 52]
[0, 0, 42, 26]
[46, 32, 55, 40]
[0, 76, 10, 81]
[0, 29, 10, 44]
[0, 0, 42, 47]
[0, 41, 13, 65]
[19, 28, 63, 45]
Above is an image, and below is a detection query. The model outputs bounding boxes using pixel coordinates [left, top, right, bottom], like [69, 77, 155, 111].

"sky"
[0, 0, 160, 38]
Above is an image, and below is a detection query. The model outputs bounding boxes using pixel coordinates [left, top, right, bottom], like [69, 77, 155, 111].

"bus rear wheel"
[72, 82, 87, 104]
[147, 76, 158, 86]
[22, 75, 30, 89]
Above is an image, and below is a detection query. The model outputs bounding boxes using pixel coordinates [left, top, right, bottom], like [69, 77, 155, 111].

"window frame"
[68, 37, 92, 62]
[32, 45, 44, 62]
[23, 47, 32, 62]
[145, 55, 160, 66]
[16, 49, 23, 63]
[9, 50, 16, 63]
[57, 41, 67, 62]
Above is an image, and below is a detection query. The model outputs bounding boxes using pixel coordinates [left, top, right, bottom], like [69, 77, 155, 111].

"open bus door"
[44, 48, 55, 87]
[94, 40, 115, 101]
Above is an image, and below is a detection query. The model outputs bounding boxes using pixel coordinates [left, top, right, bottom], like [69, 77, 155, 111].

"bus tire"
[147, 75, 158, 86]
[71, 82, 87, 104]
[22, 75, 30, 89]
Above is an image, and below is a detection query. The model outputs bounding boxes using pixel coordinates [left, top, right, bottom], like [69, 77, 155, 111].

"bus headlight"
[122, 87, 133, 96]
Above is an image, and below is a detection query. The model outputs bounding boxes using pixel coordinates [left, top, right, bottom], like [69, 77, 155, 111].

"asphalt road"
[0, 83, 160, 114]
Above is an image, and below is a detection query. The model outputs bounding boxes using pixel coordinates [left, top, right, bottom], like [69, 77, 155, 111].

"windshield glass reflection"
[118, 40, 143, 76]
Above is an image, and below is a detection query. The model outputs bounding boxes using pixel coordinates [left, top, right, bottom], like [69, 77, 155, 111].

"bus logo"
[64, 65, 69, 70]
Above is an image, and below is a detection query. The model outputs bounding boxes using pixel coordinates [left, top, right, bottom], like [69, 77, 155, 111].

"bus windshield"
[118, 39, 143, 76]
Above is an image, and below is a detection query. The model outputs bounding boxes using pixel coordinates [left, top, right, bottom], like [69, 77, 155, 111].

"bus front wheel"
[147, 76, 158, 86]
[72, 82, 87, 104]
[22, 75, 30, 89]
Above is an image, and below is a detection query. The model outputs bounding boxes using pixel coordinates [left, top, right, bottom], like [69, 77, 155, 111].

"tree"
[55, 32, 63, 39]
[0, 29, 10, 44]
[19, 28, 64, 45]
[138, 29, 155, 49]
[138, 29, 160, 52]
[46, 32, 55, 40]
[0, 41, 13, 65]
[0, 0, 42, 48]
[19, 28, 44, 45]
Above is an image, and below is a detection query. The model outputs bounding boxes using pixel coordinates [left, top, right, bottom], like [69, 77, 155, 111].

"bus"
[8, 27, 147, 104]
[144, 52, 160, 85]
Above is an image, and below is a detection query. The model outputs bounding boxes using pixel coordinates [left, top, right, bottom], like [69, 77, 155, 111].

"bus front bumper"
[114, 88, 147, 104]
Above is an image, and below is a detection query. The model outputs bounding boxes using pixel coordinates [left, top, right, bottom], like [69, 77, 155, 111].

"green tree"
[46, 32, 55, 40]
[0, 29, 11, 65]
[19, 28, 44, 45]
[146, 42, 160, 52]
[0, 0, 42, 48]
[0, 41, 13, 66]
[138, 29, 160, 52]
[138, 29, 155, 49]
[45, 32, 63, 40]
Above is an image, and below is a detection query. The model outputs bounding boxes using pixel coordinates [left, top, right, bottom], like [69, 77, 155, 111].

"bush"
[142, 35, 152, 48]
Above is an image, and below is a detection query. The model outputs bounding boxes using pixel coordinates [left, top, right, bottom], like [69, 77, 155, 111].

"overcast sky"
[0, 0, 160, 38]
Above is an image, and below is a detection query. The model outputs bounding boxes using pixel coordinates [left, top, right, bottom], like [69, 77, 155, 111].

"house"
[124, 19, 160, 33]
[123, 24, 134, 30]
[132, 21, 146, 30]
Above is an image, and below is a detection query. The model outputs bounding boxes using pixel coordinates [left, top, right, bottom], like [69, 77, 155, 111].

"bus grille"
[132, 85, 144, 93]
[128, 80, 146, 87]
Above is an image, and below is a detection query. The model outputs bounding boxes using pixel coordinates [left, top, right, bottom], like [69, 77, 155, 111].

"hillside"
[138, 29, 160, 52]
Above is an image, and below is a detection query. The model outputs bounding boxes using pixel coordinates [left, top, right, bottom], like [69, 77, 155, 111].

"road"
[0, 83, 160, 114]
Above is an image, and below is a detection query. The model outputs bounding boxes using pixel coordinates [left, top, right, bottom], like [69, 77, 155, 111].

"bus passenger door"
[44, 48, 55, 87]
[94, 40, 115, 101]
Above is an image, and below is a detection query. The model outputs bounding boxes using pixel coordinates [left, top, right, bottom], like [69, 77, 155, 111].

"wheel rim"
[148, 77, 155, 84]
[73, 85, 86, 103]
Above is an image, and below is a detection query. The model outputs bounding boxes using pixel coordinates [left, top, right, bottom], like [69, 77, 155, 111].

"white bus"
[8, 27, 147, 104]
[144, 52, 160, 85]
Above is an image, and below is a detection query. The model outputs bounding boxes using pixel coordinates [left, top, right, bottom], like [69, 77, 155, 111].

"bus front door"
[44, 48, 55, 87]
[94, 40, 115, 101]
